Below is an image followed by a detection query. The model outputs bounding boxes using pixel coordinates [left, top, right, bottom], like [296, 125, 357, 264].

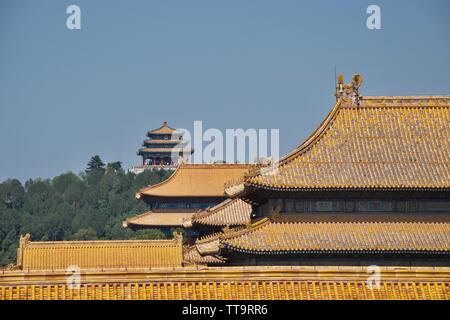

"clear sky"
[1, 0, 449, 182]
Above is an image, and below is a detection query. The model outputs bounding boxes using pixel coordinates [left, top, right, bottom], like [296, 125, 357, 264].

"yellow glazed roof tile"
[183, 246, 226, 265]
[245, 96, 450, 190]
[221, 219, 450, 253]
[138, 147, 192, 153]
[123, 211, 194, 228]
[16, 234, 183, 271]
[149, 122, 176, 135]
[138, 163, 251, 198]
[190, 198, 252, 227]
[1, 266, 449, 300]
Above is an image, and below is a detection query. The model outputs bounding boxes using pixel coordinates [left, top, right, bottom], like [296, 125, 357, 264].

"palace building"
[123, 163, 251, 231]
[1, 74, 450, 300]
[192, 75, 450, 267]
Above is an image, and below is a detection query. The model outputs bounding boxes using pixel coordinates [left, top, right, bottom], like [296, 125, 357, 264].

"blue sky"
[1, 0, 449, 182]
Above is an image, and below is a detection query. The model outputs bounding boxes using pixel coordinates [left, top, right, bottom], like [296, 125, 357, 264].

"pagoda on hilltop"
[137, 121, 193, 167]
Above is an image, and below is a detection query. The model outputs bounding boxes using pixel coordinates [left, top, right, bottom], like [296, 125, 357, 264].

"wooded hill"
[0, 156, 173, 265]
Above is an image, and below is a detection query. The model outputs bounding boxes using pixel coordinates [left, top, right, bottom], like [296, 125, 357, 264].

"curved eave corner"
[136, 164, 181, 196]
[196, 239, 221, 256]
[182, 217, 193, 228]
[224, 182, 246, 198]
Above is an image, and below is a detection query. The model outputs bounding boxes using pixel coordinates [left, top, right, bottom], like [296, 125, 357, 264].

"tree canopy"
[86, 155, 105, 173]
[0, 156, 173, 266]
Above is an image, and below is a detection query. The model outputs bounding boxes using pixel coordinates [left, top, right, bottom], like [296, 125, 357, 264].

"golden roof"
[149, 121, 175, 135]
[228, 96, 450, 195]
[138, 163, 251, 198]
[144, 139, 186, 144]
[183, 246, 226, 265]
[138, 147, 192, 153]
[1, 266, 449, 300]
[123, 211, 194, 228]
[16, 234, 182, 271]
[189, 198, 252, 227]
[262, 212, 450, 223]
[197, 218, 450, 255]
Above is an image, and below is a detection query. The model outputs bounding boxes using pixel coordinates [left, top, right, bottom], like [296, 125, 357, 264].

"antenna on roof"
[334, 66, 337, 89]
[334, 66, 339, 101]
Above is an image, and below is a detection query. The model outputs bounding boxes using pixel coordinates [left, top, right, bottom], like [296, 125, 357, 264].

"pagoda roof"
[148, 121, 175, 135]
[123, 211, 194, 228]
[137, 163, 251, 198]
[196, 218, 450, 255]
[16, 233, 182, 271]
[187, 198, 252, 228]
[138, 147, 192, 154]
[226, 95, 450, 196]
[143, 139, 186, 145]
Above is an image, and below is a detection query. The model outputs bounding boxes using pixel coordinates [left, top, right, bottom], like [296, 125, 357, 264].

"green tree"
[106, 161, 123, 173]
[86, 155, 105, 173]
[72, 227, 98, 240]
[132, 229, 166, 240]
[0, 179, 25, 209]
[86, 155, 106, 186]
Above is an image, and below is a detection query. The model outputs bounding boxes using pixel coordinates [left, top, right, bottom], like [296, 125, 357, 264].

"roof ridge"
[137, 164, 181, 196]
[150, 122, 175, 133]
[137, 163, 251, 198]
[272, 220, 450, 226]
[181, 163, 252, 169]
[193, 198, 235, 221]
[220, 217, 271, 241]
[124, 210, 153, 221]
[347, 96, 450, 109]
[362, 95, 450, 100]
[195, 231, 224, 244]
[195, 218, 265, 244]
[24, 238, 179, 246]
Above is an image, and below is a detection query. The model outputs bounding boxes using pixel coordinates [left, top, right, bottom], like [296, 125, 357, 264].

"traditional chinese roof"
[183, 246, 226, 265]
[1, 266, 450, 300]
[123, 211, 194, 228]
[16, 234, 183, 271]
[143, 139, 186, 145]
[196, 218, 450, 255]
[138, 147, 192, 154]
[148, 121, 175, 135]
[137, 163, 251, 199]
[187, 198, 252, 228]
[227, 96, 450, 196]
